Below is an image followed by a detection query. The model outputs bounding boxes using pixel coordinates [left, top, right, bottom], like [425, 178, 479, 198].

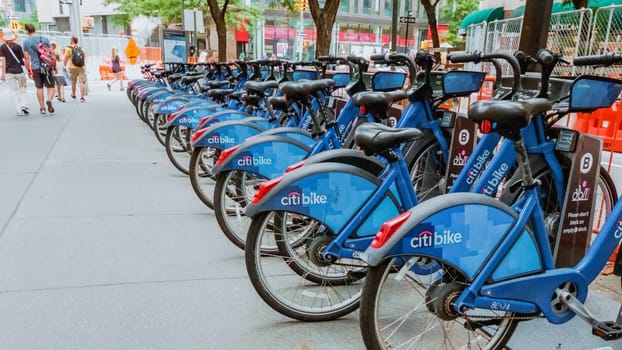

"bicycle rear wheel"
[359, 256, 519, 350]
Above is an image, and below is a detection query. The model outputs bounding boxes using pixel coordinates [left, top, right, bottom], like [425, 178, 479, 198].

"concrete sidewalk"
[0, 80, 620, 349]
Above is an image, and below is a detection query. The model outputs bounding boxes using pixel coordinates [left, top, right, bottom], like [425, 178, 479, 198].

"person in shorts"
[63, 36, 87, 102]
[51, 41, 67, 102]
[22, 23, 55, 115]
[0, 28, 29, 116]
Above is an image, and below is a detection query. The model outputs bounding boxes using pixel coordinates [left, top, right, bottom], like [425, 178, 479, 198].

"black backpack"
[71, 46, 85, 67]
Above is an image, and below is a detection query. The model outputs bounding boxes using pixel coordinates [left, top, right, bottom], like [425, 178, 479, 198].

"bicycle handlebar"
[573, 53, 622, 67]
[370, 53, 420, 85]
[448, 51, 522, 95]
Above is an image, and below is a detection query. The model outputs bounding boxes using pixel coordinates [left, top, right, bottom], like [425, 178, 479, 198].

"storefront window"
[384, 0, 392, 17]
[363, 0, 371, 15]
[340, 0, 349, 13]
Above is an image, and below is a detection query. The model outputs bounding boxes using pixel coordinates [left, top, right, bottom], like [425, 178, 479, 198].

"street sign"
[399, 16, 416, 24]
[9, 20, 20, 30]
[125, 37, 140, 65]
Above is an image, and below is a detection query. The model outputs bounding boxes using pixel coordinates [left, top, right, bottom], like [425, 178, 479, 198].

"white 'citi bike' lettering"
[237, 155, 273, 166]
[466, 149, 490, 184]
[207, 135, 236, 144]
[481, 163, 510, 196]
[410, 229, 463, 248]
[614, 218, 622, 240]
[280, 191, 328, 206]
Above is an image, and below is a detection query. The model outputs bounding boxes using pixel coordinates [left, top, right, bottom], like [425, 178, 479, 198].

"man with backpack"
[63, 37, 86, 102]
[22, 23, 56, 115]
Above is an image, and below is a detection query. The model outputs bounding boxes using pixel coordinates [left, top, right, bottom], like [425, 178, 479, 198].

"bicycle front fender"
[360, 193, 543, 281]
[211, 135, 312, 178]
[303, 148, 385, 177]
[164, 105, 225, 128]
[246, 162, 395, 235]
[196, 110, 250, 129]
[191, 118, 268, 149]
[154, 96, 191, 115]
[258, 127, 316, 148]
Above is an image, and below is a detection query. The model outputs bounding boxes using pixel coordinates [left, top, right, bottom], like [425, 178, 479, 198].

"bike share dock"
[0, 79, 621, 349]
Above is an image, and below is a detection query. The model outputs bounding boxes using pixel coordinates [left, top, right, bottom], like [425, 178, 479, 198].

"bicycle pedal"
[592, 321, 622, 341]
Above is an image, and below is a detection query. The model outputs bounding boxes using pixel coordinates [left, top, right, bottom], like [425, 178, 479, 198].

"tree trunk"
[421, 0, 441, 62]
[215, 16, 227, 61]
[206, 0, 230, 62]
[308, 0, 339, 57]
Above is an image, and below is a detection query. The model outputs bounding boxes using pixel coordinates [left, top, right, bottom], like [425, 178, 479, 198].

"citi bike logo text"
[280, 191, 328, 206]
[207, 134, 235, 144]
[237, 155, 273, 166]
[481, 163, 510, 196]
[453, 150, 468, 166]
[410, 229, 463, 248]
[614, 218, 622, 240]
[466, 149, 491, 185]
[571, 180, 591, 202]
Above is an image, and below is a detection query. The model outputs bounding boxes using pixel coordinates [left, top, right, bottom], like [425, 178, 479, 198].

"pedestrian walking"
[50, 41, 67, 103]
[22, 23, 56, 115]
[0, 28, 29, 116]
[107, 47, 124, 91]
[63, 36, 87, 102]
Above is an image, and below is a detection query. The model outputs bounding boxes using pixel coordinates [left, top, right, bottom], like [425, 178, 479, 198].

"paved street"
[0, 77, 622, 349]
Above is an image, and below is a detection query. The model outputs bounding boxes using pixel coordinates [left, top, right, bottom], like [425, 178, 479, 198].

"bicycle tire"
[245, 210, 365, 322]
[164, 125, 193, 175]
[188, 146, 220, 209]
[152, 113, 168, 146]
[359, 257, 519, 349]
[214, 170, 261, 250]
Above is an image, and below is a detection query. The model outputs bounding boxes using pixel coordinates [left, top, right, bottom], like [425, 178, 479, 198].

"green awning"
[509, 0, 622, 18]
[459, 7, 505, 29]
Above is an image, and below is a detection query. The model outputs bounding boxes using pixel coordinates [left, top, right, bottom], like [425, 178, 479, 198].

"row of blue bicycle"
[126, 51, 622, 349]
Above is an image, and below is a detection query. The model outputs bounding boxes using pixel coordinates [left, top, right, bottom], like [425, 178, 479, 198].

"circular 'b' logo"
[580, 153, 593, 174]
[458, 129, 470, 146]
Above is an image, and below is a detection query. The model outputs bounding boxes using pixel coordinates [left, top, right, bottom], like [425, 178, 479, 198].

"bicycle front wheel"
[359, 257, 519, 350]
[189, 146, 220, 209]
[214, 170, 265, 250]
[245, 210, 366, 321]
[165, 125, 193, 175]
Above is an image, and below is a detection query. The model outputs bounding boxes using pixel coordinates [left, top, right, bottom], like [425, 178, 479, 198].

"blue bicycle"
[242, 50, 619, 322]
[357, 53, 622, 349]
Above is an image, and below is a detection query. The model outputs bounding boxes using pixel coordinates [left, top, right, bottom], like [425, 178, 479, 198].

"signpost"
[399, 12, 416, 53]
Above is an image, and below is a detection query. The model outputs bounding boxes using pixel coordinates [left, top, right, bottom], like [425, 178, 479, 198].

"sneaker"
[16, 111, 25, 116]
[120, 87, 124, 91]
[107, 84, 111, 91]
[46, 101, 55, 113]
[21, 107, 29, 115]
[40, 108, 46, 115]
[80, 97, 85, 103]
[71, 94, 76, 99]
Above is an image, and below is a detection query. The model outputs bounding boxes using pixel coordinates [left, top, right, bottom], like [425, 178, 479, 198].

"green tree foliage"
[104, 0, 260, 61]
[440, 0, 478, 47]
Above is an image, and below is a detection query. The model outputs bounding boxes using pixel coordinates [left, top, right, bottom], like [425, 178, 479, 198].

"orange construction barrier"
[477, 76, 495, 101]
[140, 47, 162, 62]
[99, 60, 128, 80]
[572, 101, 622, 152]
